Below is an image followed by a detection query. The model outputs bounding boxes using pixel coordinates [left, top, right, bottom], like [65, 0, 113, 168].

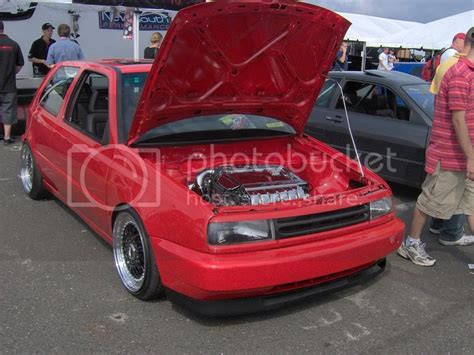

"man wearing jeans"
[398, 30, 474, 266]
[0, 20, 24, 145]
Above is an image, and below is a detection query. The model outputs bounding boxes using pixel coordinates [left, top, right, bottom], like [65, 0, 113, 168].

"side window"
[316, 80, 338, 108]
[65, 71, 109, 143]
[39, 67, 79, 116]
[337, 81, 373, 113]
[337, 81, 411, 121]
[367, 85, 411, 121]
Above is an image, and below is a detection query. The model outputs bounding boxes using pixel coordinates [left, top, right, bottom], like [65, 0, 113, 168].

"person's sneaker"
[397, 241, 436, 266]
[3, 138, 14, 145]
[429, 227, 441, 235]
[439, 235, 474, 246]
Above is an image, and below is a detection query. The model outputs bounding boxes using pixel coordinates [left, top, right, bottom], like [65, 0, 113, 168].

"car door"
[29, 66, 80, 187]
[308, 79, 429, 187]
[306, 78, 342, 143]
[46, 69, 114, 231]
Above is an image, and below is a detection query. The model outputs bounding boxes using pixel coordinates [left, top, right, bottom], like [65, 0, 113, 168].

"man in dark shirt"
[333, 42, 349, 71]
[28, 23, 55, 77]
[0, 20, 24, 144]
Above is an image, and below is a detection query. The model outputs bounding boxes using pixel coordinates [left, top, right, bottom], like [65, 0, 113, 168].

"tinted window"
[316, 80, 338, 107]
[402, 84, 434, 119]
[39, 67, 79, 116]
[338, 81, 411, 121]
[121, 72, 148, 138]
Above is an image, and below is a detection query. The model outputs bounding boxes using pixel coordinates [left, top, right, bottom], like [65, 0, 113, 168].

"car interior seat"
[392, 95, 410, 121]
[372, 94, 395, 118]
[72, 83, 92, 128]
[86, 89, 108, 140]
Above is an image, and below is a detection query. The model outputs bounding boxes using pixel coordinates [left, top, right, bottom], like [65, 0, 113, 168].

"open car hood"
[127, 0, 350, 144]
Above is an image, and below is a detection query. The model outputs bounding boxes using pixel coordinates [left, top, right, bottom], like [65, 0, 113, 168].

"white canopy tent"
[338, 12, 421, 47]
[1, 0, 471, 74]
[377, 10, 474, 49]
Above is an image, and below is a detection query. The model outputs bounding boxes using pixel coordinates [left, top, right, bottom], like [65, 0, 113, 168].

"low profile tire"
[20, 143, 48, 200]
[113, 209, 164, 300]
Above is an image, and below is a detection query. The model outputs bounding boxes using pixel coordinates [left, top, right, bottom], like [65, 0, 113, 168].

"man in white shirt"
[440, 32, 465, 64]
[378, 47, 390, 70]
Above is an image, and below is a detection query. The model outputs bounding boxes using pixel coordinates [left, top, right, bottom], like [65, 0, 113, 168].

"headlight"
[208, 220, 274, 245]
[370, 197, 393, 220]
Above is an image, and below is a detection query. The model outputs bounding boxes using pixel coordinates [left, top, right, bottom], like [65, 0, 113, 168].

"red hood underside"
[128, 0, 350, 144]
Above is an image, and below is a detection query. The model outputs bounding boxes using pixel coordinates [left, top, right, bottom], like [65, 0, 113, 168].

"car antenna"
[323, 75, 365, 179]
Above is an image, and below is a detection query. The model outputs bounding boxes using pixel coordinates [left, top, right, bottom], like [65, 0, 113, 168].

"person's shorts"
[0, 92, 18, 125]
[417, 163, 474, 219]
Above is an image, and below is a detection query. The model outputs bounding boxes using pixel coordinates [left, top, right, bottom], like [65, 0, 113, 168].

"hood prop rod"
[323, 75, 365, 179]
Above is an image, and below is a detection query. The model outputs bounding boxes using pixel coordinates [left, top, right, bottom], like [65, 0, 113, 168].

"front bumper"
[152, 217, 404, 313]
[166, 258, 386, 317]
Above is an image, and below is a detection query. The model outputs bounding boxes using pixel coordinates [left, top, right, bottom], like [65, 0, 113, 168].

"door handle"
[325, 115, 343, 123]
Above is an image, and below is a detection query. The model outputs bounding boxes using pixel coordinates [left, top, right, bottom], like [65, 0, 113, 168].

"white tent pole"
[133, 8, 140, 61]
[361, 42, 366, 71]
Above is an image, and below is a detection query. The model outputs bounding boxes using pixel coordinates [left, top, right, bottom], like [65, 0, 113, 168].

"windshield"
[121, 72, 148, 137]
[401, 84, 434, 119]
[120, 72, 295, 145]
[134, 114, 296, 145]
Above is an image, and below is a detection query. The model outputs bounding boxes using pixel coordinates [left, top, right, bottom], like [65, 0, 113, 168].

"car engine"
[191, 165, 309, 206]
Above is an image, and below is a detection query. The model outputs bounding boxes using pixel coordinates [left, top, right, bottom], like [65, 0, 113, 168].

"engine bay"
[148, 137, 374, 207]
[190, 165, 309, 206]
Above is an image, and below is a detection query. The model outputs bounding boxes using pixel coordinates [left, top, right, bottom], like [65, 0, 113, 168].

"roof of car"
[56, 59, 153, 74]
[97, 59, 153, 73]
[329, 69, 426, 85]
[98, 59, 153, 66]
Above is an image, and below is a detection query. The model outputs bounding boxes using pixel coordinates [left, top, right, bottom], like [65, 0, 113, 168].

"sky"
[305, 0, 473, 23]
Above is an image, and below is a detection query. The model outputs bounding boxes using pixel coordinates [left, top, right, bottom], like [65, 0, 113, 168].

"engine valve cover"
[192, 165, 309, 206]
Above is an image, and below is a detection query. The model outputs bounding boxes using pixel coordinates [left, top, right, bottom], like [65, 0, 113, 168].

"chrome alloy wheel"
[20, 145, 34, 193]
[114, 214, 147, 293]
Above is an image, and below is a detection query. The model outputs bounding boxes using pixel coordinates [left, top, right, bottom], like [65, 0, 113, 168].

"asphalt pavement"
[0, 140, 473, 354]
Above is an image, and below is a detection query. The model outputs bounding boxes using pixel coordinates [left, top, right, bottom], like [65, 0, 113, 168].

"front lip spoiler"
[166, 258, 386, 317]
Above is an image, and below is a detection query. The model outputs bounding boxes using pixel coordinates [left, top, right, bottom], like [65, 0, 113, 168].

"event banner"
[99, 10, 172, 30]
[74, 0, 204, 11]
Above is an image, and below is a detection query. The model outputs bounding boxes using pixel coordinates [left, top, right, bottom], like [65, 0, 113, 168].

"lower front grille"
[274, 204, 370, 238]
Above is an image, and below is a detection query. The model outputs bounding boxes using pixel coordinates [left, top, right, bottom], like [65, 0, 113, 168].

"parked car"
[20, 1, 403, 316]
[305, 70, 434, 188]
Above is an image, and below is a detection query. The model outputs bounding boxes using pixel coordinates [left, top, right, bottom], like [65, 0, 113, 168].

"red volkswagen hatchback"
[20, 0, 404, 316]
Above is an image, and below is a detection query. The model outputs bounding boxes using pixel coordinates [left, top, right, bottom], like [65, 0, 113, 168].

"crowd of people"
[0, 21, 162, 144]
[0, 21, 84, 145]
[332, 42, 399, 72]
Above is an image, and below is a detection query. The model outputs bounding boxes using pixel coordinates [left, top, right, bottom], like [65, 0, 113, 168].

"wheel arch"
[111, 203, 132, 231]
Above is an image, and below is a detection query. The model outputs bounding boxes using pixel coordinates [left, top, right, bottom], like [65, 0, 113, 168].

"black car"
[305, 70, 434, 188]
